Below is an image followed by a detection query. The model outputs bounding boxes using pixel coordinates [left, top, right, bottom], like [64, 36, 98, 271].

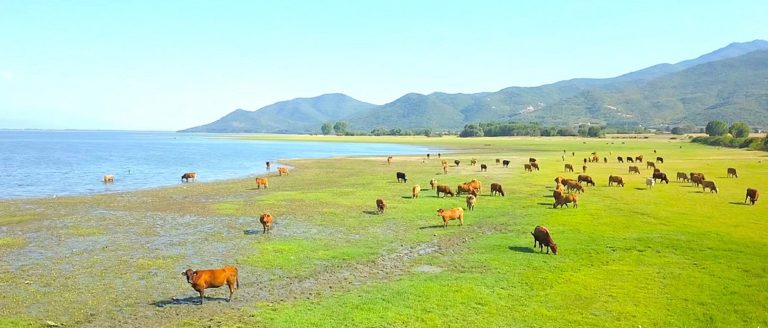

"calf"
[577, 175, 595, 187]
[436, 185, 454, 197]
[376, 199, 387, 214]
[727, 168, 738, 178]
[502, 160, 510, 168]
[608, 175, 624, 187]
[646, 177, 655, 189]
[582, 165, 587, 173]
[182, 266, 239, 304]
[531, 225, 558, 255]
[436, 208, 464, 228]
[255, 177, 268, 189]
[690, 173, 705, 187]
[490, 182, 505, 196]
[466, 195, 476, 211]
[628, 166, 640, 174]
[635, 155, 644, 163]
[652, 172, 669, 184]
[480, 164, 487, 172]
[396, 172, 407, 183]
[181, 172, 197, 182]
[495, 158, 501, 164]
[701, 180, 718, 193]
[412, 185, 421, 199]
[745, 188, 759, 205]
[277, 167, 289, 176]
[564, 164, 574, 172]
[259, 213, 273, 233]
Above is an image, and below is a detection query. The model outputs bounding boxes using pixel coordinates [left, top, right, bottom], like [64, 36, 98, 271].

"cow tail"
[237, 276, 240, 289]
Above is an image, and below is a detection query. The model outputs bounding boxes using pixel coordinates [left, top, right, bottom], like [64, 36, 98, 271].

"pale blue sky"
[1, 1, 766, 130]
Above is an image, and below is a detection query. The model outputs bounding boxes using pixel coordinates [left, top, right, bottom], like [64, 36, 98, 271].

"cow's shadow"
[537, 202, 553, 206]
[508, 246, 534, 253]
[243, 229, 262, 235]
[634, 187, 647, 191]
[729, 202, 751, 206]
[152, 296, 230, 307]
[246, 188, 265, 191]
[362, 210, 380, 215]
[419, 225, 445, 229]
[401, 196, 415, 199]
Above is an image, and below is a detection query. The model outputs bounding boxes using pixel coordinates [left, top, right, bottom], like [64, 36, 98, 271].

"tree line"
[692, 120, 768, 151]
[458, 122, 608, 138]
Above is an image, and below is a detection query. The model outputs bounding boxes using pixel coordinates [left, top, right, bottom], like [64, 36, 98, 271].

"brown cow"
[656, 157, 664, 164]
[376, 199, 386, 214]
[430, 179, 438, 190]
[387, 156, 393, 165]
[259, 213, 273, 233]
[524, 163, 532, 172]
[443, 164, 448, 175]
[255, 177, 268, 189]
[727, 168, 738, 178]
[495, 158, 501, 164]
[577, 175, 595, 187]
[745, 188, 759, 205]
[182, 266, 239, 304]
[277, 167, 289, 176]
[652, 172, 669, 184]
[555, 183, 565, 193]
[529, 157, 537, 163]
[582, 165, 587, 173]
[564, 164, 574, 172]
[480, 164, 487, 172]
[628, 166, 640, 174]
[103, 175, 114, 183]
[441, 159, 448, 166]
[676, 172, 689, 182]
[181, 172, 197, 182]
[466, 179, 482, 194]
[436, 208, 464, 228]
[702, 180, 718, 193]
[635, 155, 644, 163]
[531, 225, 558, 255]
[646, 161, 656, 169]
[626, 156, 634, 163]
[466, 195, 476, 211]
[565, 180, 584, 193]
[617, 156, 624, 163]
[530, 162, 539, 171]
[470, 159, 477, 166]
[436, 185, 454, 197]
[553, 190, 578, 208]
[412, 185, 421, 199]
[608, 175, 624, 187]
[690, 173, 705, 187]
[454, 160, 461, 167]
[490, 183, 505, 196]
[456, 183, 475, 196]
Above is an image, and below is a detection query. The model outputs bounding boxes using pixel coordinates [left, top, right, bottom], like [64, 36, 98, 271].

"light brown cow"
[466, 179, 482, 194]
[553, 190, 578, 208]
[437, 208, 464, 228]
[530, 162, 540, 171]
[430, 179, 438, 190]
[466, 195, 476, 211]
[565, 180, 584, 193]
[103, 175, 114, 183]
[259, 213, 273, 233]
[456, 183, 475, 196]
[436, 185, 454, 197]
[470, 159, 477, 166]
[255, 177, 268, 189]
[277, 167, 289, 176]
[628, 166, 640, 174]
[412, 185, 421, 199]
[387, 156, 393, 165]
[182, 266, 239, 304]
[608, 175, 624, 187]
[181, 172, 197, 182]
[376, 199, 386, 214]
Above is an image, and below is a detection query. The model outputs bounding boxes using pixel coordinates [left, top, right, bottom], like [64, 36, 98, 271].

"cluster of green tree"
[321, 121, 349, 135]
[458, 122, 606, 138]
[691, 120, 768, 151]
[320, 121, 445, 136]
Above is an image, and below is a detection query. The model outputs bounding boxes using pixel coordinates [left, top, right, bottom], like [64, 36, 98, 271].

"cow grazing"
[502, 160, 510, 168]
[466, 179, 482, 193]
[466, 195, 476, 211]
[628, 166, 640, 174]
[727, 168, 738, 178]
[626, 157, 634, 163]
[577, 175, 595, 187]
[690, 173, 705, 187]
[277, 167, 289, 176]
[436, 208, 464, 228]
[524, 164, 532, 172]
[181, 172, 197, 182]
[396, 172, 407, 183]
[531, 225, 558, 254]
[656, 157, 664, 164]
[103, 175, 114, 183]
[376, 199, 387, 214]
[412, 185, 421, 199]
[182, 266, 239, 304]
[565, 180, 584, 193]
[652, 172, 669, 184]
[617, 156, 624, 163]
[480, 164, 487, 172]
[564, 164, 574, 172]
[259, 213, 273, 233]
[702, 180, 718, 193]
[635, 155, 644, 163]
[530, 162, 540, 171]
[646, 161, 656, 169]
[456, 183, 474, 196]
[676, 172, 689, 182]
[470, 159, 478, 166]
[255, 177, 269, 189]
[653, 168, 660, 173]
[454, 160, 461, 167]
[490, 183, 505, 196]
[745, 188, 759, 205]
[430, 179, 438, 190]
[608, 175, 624, 187]
[553, 190, 578, 208]
[645, 177, 655, 189]
[436, 185, 454, 197]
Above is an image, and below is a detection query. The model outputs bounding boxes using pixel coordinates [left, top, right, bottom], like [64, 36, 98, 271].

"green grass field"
[0, 136, 766, 327]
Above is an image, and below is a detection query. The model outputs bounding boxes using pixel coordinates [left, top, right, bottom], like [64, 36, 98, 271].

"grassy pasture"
[0, 136, 766, 327]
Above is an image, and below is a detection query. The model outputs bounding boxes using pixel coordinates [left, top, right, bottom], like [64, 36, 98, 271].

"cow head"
[436, 209, 444, 216]
[182, 269, 197, 284]
[550, 243, 558, 255]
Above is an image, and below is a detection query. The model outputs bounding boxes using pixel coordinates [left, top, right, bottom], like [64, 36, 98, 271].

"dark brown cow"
[626, 156, 634, 163]
[635, 155, 644, 163]
[480, 164, 487, 172]
[531, 225, 558, 255]
[652, 172, 669, 184]
[396, 172, 407, 183]
[565, 180, 584, 193]
[617, 156, 624, 163]
[656, 157, 664, 164]
[577, 175, 595, 187]
[495, 158, 501, 164]
[564, 164, 574, 172]
[702, 180, 718, 193]
[745, 188, 759, 205]
[437, 208, 464, 228]
[690, 173, 705, 187]
[530, 162, 540, 171]
[259, 213, 273, 233]
[608, 175, 624, 187]
[490, 183, 505, 196]
[727, 168, 738, 178]
[502, 160, 510, 168]
[582, 165, 587, 173]
[436, 185, 454, 197]
[529, 158, 537, 163]
[376, 199, 387, 214]
[646, 161, 656, 169]
[182, 266, 239, 304]
[454, 160, 461, 167]
[181, 172, 197, 182]
[628, 166, 640, 174]
[524, 164, 532, 172]
[676, 172, 689, 182]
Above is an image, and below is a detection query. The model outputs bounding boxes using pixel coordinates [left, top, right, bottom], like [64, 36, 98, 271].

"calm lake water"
[0, 131, 431, 199]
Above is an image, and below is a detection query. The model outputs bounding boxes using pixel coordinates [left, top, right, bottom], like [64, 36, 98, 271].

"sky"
[1, 1, 766, 131]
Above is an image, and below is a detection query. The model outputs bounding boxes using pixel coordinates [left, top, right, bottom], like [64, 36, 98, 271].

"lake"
[0, 130, 431, 199]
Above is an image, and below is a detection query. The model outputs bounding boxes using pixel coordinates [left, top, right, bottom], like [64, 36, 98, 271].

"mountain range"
[181, 40, 768, 133]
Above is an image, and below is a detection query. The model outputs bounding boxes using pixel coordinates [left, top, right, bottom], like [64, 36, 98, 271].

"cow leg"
[228, 281, 235, 302]
[263, 224, 267, 234]
[199, 290, 205, 305]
